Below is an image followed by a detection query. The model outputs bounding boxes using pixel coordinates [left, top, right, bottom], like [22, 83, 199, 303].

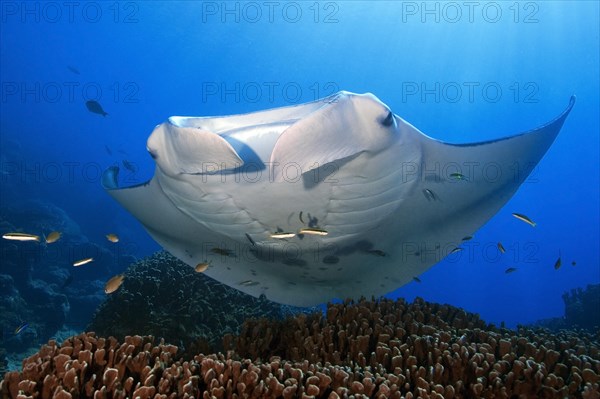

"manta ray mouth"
[217, 122, 291, 169]
[163, 93, 345, 170]
[163, 118, 299, 174]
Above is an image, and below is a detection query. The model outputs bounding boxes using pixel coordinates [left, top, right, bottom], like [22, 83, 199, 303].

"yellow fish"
[195, 262, 209, 273]
[104, 274, 125, 294]
[270, 232, 296, 239]
[45, 231, 61, 244]
[512, 213, 536, 227]
[106, 233, 119, 243]
[298, 228, 328, 236]
[2, 232, 40, 242]
[73, 257, 94, 267]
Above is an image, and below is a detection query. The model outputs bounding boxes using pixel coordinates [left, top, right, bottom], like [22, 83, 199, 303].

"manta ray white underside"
[103, 91, 575, 306]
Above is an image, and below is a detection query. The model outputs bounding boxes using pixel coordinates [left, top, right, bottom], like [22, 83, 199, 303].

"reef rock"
[88, 251, 313, 352]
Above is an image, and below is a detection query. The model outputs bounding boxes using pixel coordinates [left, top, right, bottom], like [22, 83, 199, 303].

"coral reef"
[563, 284, 600, 331]
[88, 251, 314, 353]
[532, 284, 600, 332]
[3, 298, 599, 398]
[0, 202, 133, 354]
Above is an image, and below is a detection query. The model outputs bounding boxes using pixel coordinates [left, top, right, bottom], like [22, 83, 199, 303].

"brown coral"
[1, 298, 599, 399]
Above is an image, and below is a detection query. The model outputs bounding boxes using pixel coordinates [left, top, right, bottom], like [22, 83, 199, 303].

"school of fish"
[1, 204, 577, 335]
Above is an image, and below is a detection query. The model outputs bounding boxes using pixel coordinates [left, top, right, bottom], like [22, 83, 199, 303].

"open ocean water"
[0, 1, 598, 393]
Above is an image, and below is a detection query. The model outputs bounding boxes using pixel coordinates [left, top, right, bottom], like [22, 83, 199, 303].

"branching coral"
[3, 298, 599, 398]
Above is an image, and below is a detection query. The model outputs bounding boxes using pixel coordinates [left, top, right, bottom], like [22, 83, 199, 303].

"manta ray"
[102, 91, 574, 306]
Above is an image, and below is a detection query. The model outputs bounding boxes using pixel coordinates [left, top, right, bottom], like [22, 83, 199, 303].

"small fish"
[73, 257, 94, 267]
[106, 233, 119, 243]
[45, 231, 61, 244]
[2, 232, 40, 242]
[512, 213, 536, 227]
[505, 267, 517, 274]
[571, 261, 576, 266]
[104, 274, 125, 294]
[245, 233, 255, 246]
[458, 334, 467, 344]
[270, 232, 296, 239]
[286, 212, 295, 225]
[462, 235, 473, 241]
[67, 65, 80, 75]
[298, 228, 328, 236]
[422, 188, 438, 202]
[195, 262, 210, 273]
[367, 249, 387, 257]
[497, 242, 505, 254]
[554, 252, 562, 270]
[85, 100, 108, 117]
[211, 247, 235, 257]
[450, 247, 463, 254]
[412, 276, 421, 283]
[239, 280, 259, 286]
[449, 172, 467, 181]
[306, 212, 318, 228]
[14, 322, 28, 335]
[122, 160, 137, 173]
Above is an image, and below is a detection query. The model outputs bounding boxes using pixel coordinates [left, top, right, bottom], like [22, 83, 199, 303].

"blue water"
[0, 1, 598, 347]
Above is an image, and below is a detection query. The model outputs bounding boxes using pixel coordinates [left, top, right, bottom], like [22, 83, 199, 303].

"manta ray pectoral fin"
[102, 168, 208, 263]
[423, 95, 575, 184]
[408, 96, 576, 241]
[269, 92, 397, 182]
[146, 120, 244, 177]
